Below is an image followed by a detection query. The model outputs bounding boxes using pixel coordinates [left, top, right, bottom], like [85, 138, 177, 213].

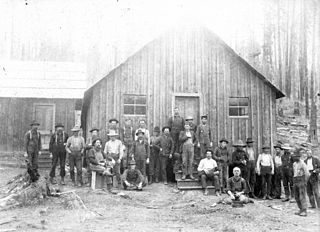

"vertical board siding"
[84, 28, 278, 151]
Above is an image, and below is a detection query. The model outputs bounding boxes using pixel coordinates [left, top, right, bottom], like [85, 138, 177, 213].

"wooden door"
[34, 104, 55, 150]
[175, 96, 200, 125]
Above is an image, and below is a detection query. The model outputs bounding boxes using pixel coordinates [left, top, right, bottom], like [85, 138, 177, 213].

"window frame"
[228, 97, 250, 119]
[123, 94, 147, 116]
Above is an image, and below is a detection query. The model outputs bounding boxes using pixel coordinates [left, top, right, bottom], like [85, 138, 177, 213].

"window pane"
[135, 96, 146, 104]
[229, 108, 239, 116]
[135, 106, 146, 115]
[124, 95, 134, 104]
[239, 107, 248, 116]
[229, 98, 238, 106]
[239, 98, 249, 106]
[124, 105, 134, 115]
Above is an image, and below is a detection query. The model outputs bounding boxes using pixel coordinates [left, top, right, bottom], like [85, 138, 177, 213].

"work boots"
[60, 177, 65, 185]
[148, 176, 153, 185]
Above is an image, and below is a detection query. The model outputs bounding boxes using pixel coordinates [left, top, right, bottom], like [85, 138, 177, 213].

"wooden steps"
[38, 151, 51, 169]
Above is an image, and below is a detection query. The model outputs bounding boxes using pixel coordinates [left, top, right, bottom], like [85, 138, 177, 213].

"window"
[229, 97, 249, 117]
[123, 95, 147, 116]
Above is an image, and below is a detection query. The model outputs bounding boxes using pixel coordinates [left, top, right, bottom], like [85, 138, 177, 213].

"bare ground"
[0, 166, 319, 232]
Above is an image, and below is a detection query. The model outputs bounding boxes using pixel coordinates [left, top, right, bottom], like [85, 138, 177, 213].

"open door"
[34, 104, 55, 150]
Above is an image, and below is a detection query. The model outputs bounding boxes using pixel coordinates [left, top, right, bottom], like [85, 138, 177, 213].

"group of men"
[24, 107, 320, 216]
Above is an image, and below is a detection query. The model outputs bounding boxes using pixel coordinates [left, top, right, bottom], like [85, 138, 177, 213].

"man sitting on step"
[223, 167, 251, 204]
[197, 149, 221, 196]
[122, 160, 145, 191]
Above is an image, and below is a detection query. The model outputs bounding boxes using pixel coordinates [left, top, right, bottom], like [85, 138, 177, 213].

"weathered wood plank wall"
[0, 98, 78, 153]
[84, 27, 278, 154]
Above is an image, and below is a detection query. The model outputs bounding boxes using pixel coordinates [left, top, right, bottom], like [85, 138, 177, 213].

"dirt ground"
[0, 167, 319, 232]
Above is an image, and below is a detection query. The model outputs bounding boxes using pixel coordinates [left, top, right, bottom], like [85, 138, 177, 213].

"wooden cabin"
[0, 61, 86, 154]
[82, 26, 285, 153]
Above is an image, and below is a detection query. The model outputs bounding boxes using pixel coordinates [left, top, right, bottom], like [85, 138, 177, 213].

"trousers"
[261, 173, 272, 197]
[182, 143, 194, 176]
[109, 153, 121, 183]
[155, 156, 169, 182]
[50, 150, 66, 178]
[198, 170, 220, 190]
[306, 175, 320, 208]
[217, 163, 228, 190]
[294, 181, 307, 211]
[282, 168, 294, 198]
[272, 166, 282, 198]
[136, 159, 146, 177]
[246, 160, 256, 193]
[69, 151, 82, 183]
[27, 150, 39, 170]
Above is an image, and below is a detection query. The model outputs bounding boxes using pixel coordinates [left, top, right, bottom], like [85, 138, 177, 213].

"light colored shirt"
[246, 147, 255, 161]
[274, 156, 282, 167]
[134, 128, 150, 144]
[104, 139, 124, 159]
[197, 158, 217, 172]
[293, 161, 310, 179]
[66, 136, 85, 153]
[256, 153, 274, 173]
[306, 158, 314, 171]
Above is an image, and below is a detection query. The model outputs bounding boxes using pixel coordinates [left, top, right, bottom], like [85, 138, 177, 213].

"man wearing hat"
[106, 118, 120, 141]
[304, 147, 320, 209]
[168, 107, 185, 153]
[121, 119, 135, 169]
[49, 123, 69, 185]
[24, 120, 42, 172]
[281, 144, 295, 202]
[231, 140, 248, 180]
[213, 138, 231, 192]
[122, 160, 145, 191]
[134, 119, 150, 144]
[196, 114, 213, 159]
[130, 129, 150, 178]
[148, 126, 161, 184]
[244, 138, 257, 198]
[153, 126, 174, 184]
[104, 130, 123, 187]
[256, 145, 274, 200]
[271, 143, 283, 199]
[66, 126, 85, 187]
[198, 149, 220, 196]
[292, 148, 310, 216]
[185, 116, 197, 133]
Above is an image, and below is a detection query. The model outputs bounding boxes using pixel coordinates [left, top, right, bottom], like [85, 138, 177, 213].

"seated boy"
[122, 160, 145, 191]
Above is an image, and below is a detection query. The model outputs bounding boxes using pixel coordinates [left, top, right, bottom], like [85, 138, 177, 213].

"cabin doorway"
[174, 96, 200, 125]
[33, 104, 55, 150]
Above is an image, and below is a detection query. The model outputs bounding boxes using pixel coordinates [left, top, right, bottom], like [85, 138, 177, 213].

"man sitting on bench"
[88, 138, 114, 177]
[122, 160, 145, 191]
[197, 149, 221, 196]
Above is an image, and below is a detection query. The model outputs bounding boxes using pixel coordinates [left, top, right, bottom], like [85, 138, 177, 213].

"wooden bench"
[91, 171, 119, 190]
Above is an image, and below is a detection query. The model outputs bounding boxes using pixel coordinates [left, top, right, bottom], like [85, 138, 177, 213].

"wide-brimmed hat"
[274, 143, 283, 149]
[92, 138, 102, 146]
[232, 140, 246, 147]
[135, 129, 145, 136]
[90, 127, 100, 133]
[219, 138, 229, 143]
[129, 160, 136, 166]
[107, 130, 118, 136]
[185, 115, 194, 121]
[55, 123, 64, 128]
[71, 126, 81, 132]
[293, 148, 305, 157]
[162, 126, 171, 132]
[153, 126, 160, 133]
[109, 118, 119, 123]
[281, 143, 292, 150]
[201, 114, 208, 119]
[246, 138, 254, 143]
[30, 120, 40, 126]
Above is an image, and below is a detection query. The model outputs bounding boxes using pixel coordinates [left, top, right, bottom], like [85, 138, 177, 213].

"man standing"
[24, 120, 42, 173]
[106, 119, 120, 141]
[49, 123, 69, 185]
[104, 130, 123, 187]
[305, 148, 320, 209]
[272, 144, 283, 199]
[292, 148, 310, 217]
[223, 167, 251, 205]
[168, 107, 185, 153]
[121, 119, 135, 169]
[196, 115, 213, 158]
[244, 138, 257, 198]
[213, 138, 231, 192]
[134, 119, 150, 144]
[185, 116, 197, 132]
[149, 126, 161, 184]
[281, 144, 295, 202]
[256, 145, 274, 200]
[231, 140, 248, 180]
[122, 160, 145, 191]
[179, 124, 196, 180]
[198, 149, 220, 196]
[153, 126, 174, 185]
[66, 126, 85, 187]
[131, 130, 150, 178]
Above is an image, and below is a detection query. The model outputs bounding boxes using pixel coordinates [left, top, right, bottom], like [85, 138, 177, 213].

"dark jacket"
[213, 146, 231, 164]
[130, 140, 150, 160]
[195, 124, 212, 144]
[88, 149, 107, 165]
[227, 176, 247, 193]
[154, 134, 174, 156]
[179, 130, 197, 145]
[304, 156, 320, 183]
[231, 150, 249, 166]
[168, 115, 185, 132]
[24, 129, 41, 153]
[281, 151, 294, 170]
[49, 131, 68, 153]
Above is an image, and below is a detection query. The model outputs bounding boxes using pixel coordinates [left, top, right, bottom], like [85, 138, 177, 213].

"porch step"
[178, 186, 216, 195]
[175, 171, 199, 181]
